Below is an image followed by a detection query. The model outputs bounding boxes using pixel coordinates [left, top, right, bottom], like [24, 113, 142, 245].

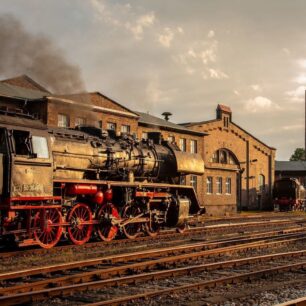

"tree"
[289, 148, 305, 161]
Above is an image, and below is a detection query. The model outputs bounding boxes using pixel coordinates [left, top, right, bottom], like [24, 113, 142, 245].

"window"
[107, 122, 117, 131]
[179, 138, 186, 152]
[190, 140, 197, 154]
[180, 176, 186, 185]
[259, 174, 265, 193]
[223, 116, 229, 128]
[121, 125, 130, 133]
[168, 135, 175, 143]
[58, 114, 69, 128]
[206, 177, 213, 194]
[12, 130, 32, 156]
[216, 177, 222, 194]
[98, 120, 103, 129]
[0, 129, 7, 153]
[226, 177, 231, 194]
[190, 175, 197, 192]
[142, 132, 148, 140]
[32, 136, 49, 158]
[75, 117, 86, 127]
[219, 150, 227, 164]
[210, 149, 238, 165]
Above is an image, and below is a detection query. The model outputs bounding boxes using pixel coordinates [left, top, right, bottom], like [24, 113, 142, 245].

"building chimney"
[162, 112, 172, 121]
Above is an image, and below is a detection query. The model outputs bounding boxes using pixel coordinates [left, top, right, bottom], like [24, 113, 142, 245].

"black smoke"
[0, 14, 85, 93]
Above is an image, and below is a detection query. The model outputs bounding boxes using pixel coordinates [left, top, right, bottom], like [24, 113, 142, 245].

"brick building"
[0, 75, 276, 215]
[182, 105, 276, 215]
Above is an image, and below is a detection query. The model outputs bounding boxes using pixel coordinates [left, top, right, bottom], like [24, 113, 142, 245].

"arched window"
[210, 149, 238, 165]
[259, 174, 265, 193]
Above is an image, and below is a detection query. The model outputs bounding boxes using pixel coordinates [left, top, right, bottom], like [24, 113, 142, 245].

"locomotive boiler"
[0, 112, 205, 248]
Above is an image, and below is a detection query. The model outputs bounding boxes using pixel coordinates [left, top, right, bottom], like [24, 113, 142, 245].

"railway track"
[87, 260, 306, 306]
[0, 217, 304, 260]
[0, 229, 305, 305]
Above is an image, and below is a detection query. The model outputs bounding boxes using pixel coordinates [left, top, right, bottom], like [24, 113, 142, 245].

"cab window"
[12, 130, 32, 156]
[32, 136, 49, 158]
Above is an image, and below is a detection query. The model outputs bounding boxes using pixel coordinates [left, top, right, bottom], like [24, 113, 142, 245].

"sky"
[0, 0, 306, 160]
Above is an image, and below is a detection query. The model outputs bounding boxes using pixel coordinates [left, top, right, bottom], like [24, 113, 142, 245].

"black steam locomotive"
[273, 177, 305, 211]
[0, 111, 204, 248]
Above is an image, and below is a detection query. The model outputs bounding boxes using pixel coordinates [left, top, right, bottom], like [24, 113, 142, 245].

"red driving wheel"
[34, 209, 63, 249]
[96, 204, 119, 242]
[67, 203, 93, 245]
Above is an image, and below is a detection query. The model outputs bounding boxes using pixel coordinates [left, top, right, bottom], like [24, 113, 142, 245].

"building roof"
[136, 111, 206, 136]
[275, 161, 306, 172]
[48, 92, 139, 118]
[180, 118, 275, 151]
[1, 75, 50, 93]
[0, 82, 48, 100]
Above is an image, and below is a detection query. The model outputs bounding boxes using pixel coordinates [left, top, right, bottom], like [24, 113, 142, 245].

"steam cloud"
[0, 14, 85, 94]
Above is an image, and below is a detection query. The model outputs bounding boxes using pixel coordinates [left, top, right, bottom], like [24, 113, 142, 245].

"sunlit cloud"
[245, 96, 280, 112]
[208, 68, 228, 79]
[125, 12, 155, 40]
[158, 27, 174, 48]
[251, 84, 262, 92]
[89, 0, 155, 40]
[208, 30, 215, 38]
[298, 58, 306, 68]
[286, 85, 306, 102]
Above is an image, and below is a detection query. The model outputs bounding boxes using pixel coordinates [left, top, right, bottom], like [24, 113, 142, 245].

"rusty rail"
[0, 250, 305, 305]
[0, 230, 305, 282]
[87, 261, 306, 306]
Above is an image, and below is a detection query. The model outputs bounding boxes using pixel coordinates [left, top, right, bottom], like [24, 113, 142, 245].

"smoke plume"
[0, 14, 85, 94]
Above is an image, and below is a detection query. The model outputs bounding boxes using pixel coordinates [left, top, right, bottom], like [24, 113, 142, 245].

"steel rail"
[1, 240, 305, 297]
[0, 230, 304, 283]
[87, 261, 306, 306]
[0, 251, 305, 305]
[276, 297, 306, 306]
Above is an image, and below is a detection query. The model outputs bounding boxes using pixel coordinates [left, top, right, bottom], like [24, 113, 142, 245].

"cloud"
[89, 0, 155, 40]
[245, 96, 280, 112]
[298, 59, 306, 68]
[158, 27, 174, 48]
[233, 90, 240, 96]
[286, 85, 306, 102]
[200, 41, 218, 64]
[207, 68, 229, 79]
[251, 84, 262, 91]
[177, 27, 184, 34]
[207, 30, 215, 38]
[294, 73, 306, 85]
[125, 12, 155, 40]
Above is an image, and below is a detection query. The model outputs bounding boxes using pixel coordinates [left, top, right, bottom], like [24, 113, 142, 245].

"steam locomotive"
[273, 177, 306, 211]
[0, 111, 204, 248]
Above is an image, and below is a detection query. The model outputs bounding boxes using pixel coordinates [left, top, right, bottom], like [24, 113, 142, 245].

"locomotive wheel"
[34, 209, 63, 249]
[145, 219, 160, 238]
[122, 205, 142, 239]
[96, 204, 119, 242]
[67, 203, 93, 245]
